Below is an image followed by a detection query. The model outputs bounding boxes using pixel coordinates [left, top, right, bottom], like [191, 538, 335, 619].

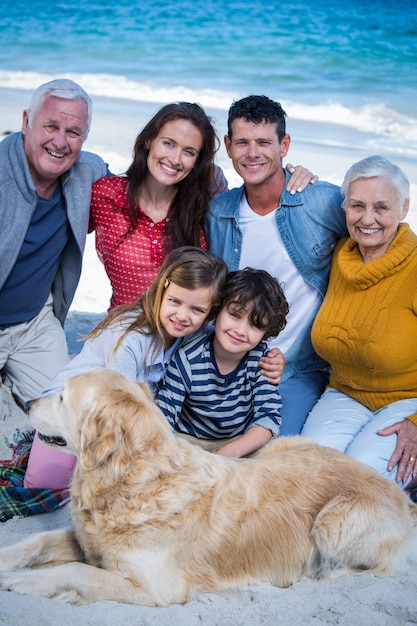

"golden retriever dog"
[0, 369, 416, 606]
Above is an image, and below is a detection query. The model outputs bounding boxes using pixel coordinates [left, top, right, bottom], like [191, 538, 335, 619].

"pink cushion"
[23, 431, 77, 490]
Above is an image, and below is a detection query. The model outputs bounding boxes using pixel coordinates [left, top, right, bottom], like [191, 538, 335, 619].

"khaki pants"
[0, 294, 68, 409]
[177, 432, 244, 453]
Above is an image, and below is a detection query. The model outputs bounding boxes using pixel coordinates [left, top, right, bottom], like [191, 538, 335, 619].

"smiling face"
[22, 95, 88, 197]
[224, 118, 290, 188]
[213, 303, 265, 366]
[146, 119, 203, 188]
[159, 282, 213, 344]
[344, 175, 409, 262]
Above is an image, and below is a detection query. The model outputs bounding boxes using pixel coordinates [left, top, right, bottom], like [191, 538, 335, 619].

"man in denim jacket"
[206, 95, 347, 434]
[0, 79, 108, 414]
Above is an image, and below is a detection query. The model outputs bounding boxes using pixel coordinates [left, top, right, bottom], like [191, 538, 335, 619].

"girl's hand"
[285, 164, 318, 194]
[259, 348, 285, 385]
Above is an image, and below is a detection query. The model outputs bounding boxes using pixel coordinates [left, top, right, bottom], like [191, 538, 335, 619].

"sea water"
[1, 0, 416, 159]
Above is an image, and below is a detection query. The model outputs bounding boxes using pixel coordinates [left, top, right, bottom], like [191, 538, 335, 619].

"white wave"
[0, 70, 235, 111]
[283, 99, 417, 144]
[1, 70, 416, 157]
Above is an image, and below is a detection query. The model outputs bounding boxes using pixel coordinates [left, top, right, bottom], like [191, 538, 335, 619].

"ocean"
[1, 0, 417, 160]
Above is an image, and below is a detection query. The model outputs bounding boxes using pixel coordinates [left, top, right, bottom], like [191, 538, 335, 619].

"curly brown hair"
[219, 268, 289, 340]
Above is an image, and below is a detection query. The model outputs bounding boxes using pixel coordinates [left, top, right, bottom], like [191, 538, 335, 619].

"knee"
[346, 440, 390, 479]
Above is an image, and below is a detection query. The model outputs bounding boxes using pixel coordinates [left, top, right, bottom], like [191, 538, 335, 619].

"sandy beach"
[1, 92, 417, 625]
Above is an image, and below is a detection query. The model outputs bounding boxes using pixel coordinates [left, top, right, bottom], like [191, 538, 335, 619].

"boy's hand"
[216, 427, 272, 458]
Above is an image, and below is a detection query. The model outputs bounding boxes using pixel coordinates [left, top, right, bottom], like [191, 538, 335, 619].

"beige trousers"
[0, 294, 68, 409]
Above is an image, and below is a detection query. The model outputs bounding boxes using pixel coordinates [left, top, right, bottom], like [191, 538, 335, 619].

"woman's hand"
[378, 419, 417, 483]
[259, 348, 285, 385]
[285, 164, 319, 194]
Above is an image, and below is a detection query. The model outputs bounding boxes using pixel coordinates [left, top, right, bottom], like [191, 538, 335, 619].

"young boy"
[156, 268, 289, 457]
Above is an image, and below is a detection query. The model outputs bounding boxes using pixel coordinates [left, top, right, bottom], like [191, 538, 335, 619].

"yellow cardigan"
[312, 223, 417, 425]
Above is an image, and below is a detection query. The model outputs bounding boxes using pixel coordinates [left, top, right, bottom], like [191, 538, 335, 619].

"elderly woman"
[301, 155, 417, 489]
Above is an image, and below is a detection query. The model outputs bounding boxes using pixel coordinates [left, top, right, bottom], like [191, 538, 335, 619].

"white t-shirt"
[238, 194, 321, 354]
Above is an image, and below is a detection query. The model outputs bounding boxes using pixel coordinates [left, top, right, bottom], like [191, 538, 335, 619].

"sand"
[1, 92, 417, 625]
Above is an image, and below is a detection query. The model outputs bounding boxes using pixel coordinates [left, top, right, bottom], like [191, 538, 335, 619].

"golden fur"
[0, 369, 416, 606]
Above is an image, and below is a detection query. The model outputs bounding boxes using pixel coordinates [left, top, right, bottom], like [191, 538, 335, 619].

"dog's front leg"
[0, 562, 163, 606]
[0, 528, 83, 571]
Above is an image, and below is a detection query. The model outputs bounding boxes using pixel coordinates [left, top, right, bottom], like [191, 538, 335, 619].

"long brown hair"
[124, 102, 219, 252]
[87, 246, 228, 355]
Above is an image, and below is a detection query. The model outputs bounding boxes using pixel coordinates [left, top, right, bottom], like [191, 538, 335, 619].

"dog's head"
[29, 369, 173, 477]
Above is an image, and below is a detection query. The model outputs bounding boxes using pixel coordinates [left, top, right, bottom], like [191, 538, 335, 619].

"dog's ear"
[79, 389, 136, 472]
[79, 386, 168, 479]
[137, 382, 154, 402]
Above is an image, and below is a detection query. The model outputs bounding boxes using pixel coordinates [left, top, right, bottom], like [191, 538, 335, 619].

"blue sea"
[1, 0, 417, 159]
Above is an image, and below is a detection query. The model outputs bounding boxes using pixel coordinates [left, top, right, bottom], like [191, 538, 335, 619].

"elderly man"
[0, 79, 108, 416]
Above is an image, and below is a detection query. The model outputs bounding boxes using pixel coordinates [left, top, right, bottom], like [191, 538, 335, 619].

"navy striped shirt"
[156, 331, 281, 439]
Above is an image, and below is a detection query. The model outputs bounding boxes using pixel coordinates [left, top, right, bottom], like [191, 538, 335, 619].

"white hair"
[341, 155, 409, 208]
[26, 79, 92, 136]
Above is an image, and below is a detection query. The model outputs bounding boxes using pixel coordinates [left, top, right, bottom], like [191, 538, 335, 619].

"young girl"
[24, 246, 229, 489]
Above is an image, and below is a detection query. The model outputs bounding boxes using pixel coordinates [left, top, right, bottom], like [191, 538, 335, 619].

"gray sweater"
[0, 132, 108, 325]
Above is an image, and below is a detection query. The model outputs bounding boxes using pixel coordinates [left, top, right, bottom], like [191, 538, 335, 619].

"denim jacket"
[206, 172, 347, 381]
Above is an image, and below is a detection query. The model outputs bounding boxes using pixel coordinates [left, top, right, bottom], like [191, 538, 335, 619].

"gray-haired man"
[0, 79, 108, 411]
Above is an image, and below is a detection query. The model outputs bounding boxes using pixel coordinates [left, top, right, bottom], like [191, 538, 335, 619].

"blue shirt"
[42, 315, 182, 397]
[205, 174, 347, 382]
[0, 183, 69, 326]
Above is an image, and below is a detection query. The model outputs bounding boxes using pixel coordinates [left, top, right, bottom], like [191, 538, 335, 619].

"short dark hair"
[227, 95, 287, 142]
[220, 268, 288, 340]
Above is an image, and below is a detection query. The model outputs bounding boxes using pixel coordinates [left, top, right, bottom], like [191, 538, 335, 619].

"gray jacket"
[0, 132, 108, 325]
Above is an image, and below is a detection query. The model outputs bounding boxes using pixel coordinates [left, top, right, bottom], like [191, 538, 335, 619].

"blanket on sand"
[0, 431, 70, 522]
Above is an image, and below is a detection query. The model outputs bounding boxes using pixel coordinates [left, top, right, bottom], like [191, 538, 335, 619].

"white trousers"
[301, 387, 417, 488]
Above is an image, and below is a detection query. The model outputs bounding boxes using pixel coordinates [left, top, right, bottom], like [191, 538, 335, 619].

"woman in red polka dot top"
[89, 102, 227, 309]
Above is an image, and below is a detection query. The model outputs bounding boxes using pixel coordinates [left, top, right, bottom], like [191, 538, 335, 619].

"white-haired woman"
[302, 155, 417, 490]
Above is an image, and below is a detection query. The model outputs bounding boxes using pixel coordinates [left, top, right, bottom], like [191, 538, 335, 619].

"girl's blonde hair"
[87, 246, 228, 354]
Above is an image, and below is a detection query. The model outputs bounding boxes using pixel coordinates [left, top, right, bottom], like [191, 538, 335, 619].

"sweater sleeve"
[108, 332, 147, 382]
[407, 413, 417, 427]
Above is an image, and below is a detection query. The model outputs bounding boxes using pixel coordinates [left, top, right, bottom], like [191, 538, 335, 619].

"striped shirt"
[156, 331, 282, 439]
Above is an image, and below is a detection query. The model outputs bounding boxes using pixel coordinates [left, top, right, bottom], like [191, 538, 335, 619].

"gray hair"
[341, 155, 410, 208]
[26, 79, 92, 136]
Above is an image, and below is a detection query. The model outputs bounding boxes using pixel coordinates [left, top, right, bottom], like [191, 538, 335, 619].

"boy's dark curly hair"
[220, 267, 289, 340]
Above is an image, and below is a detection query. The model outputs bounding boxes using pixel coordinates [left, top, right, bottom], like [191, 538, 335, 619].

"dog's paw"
[0, 569, 91, 604]
[0, 570, 41, 595]
[0, 547, 27, 572]
[0, 569, 76, 602]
